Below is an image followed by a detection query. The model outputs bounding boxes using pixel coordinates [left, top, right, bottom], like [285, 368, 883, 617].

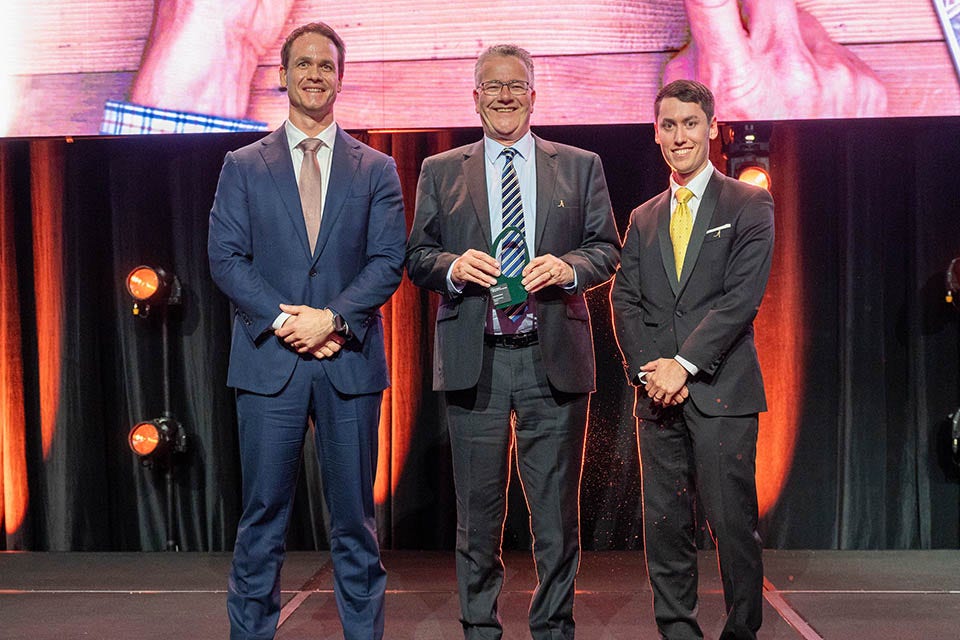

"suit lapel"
[533, 136, 558, 253]
[259, 127, 312, 258]
[313, 126, 360, 261]
[677, 169, 721, 291]
[654, 190, 680, 296]
[462, 141, 492, 245]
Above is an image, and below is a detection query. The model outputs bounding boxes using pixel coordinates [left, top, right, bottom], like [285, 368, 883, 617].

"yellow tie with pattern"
[670, 186, 694, 279]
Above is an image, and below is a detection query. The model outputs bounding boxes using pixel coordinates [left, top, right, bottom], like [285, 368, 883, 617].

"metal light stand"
[159, 302, 183, 551]
[947, 258, 960, 468]
[132, 272, 187, 551]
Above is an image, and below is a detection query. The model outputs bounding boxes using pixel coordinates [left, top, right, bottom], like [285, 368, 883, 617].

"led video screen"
[4, 0, 960, 137]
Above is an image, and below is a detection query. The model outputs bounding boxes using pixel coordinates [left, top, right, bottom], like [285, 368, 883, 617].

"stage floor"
[0, 550, 957, 639]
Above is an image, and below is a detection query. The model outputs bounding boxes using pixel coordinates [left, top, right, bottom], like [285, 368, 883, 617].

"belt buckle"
[508, 331, 537, 348]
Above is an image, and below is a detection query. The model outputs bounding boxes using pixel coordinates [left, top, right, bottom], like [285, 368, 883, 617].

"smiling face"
[279, 32, 342, 135]
[473, 54, 535, 145]
[654, 97, 719, 185]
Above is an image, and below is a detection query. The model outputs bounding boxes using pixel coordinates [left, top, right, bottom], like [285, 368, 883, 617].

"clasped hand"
[275, 304, 344, 359]
[641, 358, 690, 408]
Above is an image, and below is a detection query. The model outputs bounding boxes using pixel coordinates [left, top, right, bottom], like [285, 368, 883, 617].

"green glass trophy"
[489, 225, 529, 309]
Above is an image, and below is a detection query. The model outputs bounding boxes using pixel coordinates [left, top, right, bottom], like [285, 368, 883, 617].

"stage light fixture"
[123, 264, 187, 549]
[128, 415, 187, 465]
[946, 257, 960, 307]
[126, 265, 181, 317]
[722, 123, 772, 191]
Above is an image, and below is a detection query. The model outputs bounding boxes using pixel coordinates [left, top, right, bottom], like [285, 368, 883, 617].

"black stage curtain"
[0, 118, 956, 552]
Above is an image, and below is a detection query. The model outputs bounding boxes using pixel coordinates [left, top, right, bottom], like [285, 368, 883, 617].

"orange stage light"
[737, 165, 771, 191]
[126, 266, 161, 301]
[129, 421, 161, 456]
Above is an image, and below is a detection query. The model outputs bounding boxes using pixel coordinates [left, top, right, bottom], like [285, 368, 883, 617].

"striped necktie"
[499, 147, 527, 321]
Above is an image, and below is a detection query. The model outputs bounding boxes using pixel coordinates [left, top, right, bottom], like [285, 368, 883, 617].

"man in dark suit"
[610, 79, 774, 640]
[406, 44, 620, 640]
[207, 22, 406, 640]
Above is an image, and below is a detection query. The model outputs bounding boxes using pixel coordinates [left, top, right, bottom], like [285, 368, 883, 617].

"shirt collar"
[483, 131, 535, 165]
[670, 160, 715, 202]
[285, 120, 338, 153]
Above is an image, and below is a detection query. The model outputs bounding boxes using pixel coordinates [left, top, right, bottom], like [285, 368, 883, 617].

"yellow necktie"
[670, 187, 694, 279]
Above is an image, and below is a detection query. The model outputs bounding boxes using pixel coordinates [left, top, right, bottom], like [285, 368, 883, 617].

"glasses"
[477, 80, 531, 96]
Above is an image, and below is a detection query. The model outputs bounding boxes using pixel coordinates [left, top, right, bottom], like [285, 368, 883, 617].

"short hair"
[280, 22, 346, 79]
[474, 44, 535, 88]
[655, 79, 715, 122]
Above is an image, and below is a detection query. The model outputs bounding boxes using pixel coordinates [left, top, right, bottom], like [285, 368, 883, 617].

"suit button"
[309, 269, 317, 277]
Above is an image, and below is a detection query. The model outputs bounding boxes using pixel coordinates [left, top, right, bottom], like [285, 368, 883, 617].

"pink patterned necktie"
[296, 138, 324, 253]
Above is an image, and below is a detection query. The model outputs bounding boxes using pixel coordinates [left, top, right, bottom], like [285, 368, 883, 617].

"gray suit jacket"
[406, 135, 621, 393]
[610, 169, 774, 418]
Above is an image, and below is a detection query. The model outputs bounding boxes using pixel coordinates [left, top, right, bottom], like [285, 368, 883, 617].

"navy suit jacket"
[406, 135, 621, 394]
[208, 125, 406, 396]
[611, 169, 774, 419]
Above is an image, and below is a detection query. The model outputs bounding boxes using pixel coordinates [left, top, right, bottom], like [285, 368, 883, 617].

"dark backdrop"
[0, 117, 957, 552]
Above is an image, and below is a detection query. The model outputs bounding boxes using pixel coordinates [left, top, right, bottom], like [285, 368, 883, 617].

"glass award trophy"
[488, 225, 529, 309]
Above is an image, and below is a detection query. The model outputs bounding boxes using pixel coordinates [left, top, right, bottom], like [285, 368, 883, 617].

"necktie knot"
[501, 147, 517, 162]
[297, 138, 323, 155]
[676, 186, 693, 206]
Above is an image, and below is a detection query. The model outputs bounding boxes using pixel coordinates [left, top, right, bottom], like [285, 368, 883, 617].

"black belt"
[484, 331, 539, 348]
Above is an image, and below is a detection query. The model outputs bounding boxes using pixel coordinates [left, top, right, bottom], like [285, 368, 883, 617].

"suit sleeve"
[560, 153, 621, 293]
[208, 151, 290, 342]
[610, 208, 655, 384]
[679, 188, 775, 375]
[405, 158, 460, 294]
[326, 155, 407, 342]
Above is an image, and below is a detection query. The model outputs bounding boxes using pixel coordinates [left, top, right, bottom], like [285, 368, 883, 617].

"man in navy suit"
[208, 22, 406, 640]
[611, 80, 774, 640]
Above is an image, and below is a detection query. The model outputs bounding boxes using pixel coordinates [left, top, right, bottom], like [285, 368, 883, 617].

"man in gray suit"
[611, 79, 775, 640]
[406, 45, 620, 640]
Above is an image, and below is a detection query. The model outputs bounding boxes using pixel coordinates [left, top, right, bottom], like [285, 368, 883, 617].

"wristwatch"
[328, 309, 349, 336]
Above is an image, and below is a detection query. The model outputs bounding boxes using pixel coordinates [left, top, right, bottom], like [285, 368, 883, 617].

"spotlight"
[128, 415, 187, 466]
[735, 165, 771, 190]
[722, 123, 772, 191]
[126, 265, 181, 317]
[952, 410, 960, 467]
[946, 257, 960, 307]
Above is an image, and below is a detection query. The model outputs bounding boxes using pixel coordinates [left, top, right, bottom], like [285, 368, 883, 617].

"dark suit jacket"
[208, 125, 406, 396]
[611, 169, 774, 419]
[406, 135, 621, 394]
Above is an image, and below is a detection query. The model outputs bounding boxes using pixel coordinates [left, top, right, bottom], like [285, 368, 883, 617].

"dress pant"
[638, 401, 763, 640]
[445, 338, 589, 640]
[227, 357, 386, 640]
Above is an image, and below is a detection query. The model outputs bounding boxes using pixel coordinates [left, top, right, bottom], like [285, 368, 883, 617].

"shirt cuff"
[446, 259, 466, 295]
[272, 312, 292, 331]
[562, 265, 578, 293]
[674, 355, 699, 377]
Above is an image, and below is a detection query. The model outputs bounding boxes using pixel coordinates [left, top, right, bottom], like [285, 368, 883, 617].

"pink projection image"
[6, 0, 960, 137]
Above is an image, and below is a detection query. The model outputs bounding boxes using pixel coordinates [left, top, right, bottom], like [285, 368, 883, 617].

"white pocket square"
[705, 223, 731, 236]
